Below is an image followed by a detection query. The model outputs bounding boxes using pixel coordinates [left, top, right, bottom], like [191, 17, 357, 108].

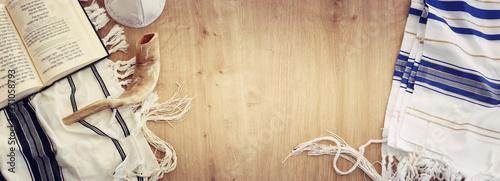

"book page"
[0, 4, 43, 108]
[5, 0, 108, 85]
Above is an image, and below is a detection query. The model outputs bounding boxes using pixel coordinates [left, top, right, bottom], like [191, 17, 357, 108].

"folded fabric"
[285, 0, 500, 180]
[0, 61, 158, 180]
[384, 0, 500, 179]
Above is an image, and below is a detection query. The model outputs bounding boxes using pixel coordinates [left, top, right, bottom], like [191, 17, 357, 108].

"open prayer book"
[0, 0, 108, 108]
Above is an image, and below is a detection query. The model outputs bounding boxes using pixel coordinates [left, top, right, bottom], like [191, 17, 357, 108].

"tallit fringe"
[104, 52, 196, 181]
[84, 2, 190, 180]
[283, 131, 384, 181]
[84, 0, 109, 31]
[133, 83, 194, 181]
[102, 25, 129, 54]
[136, 83, 194, 126]
[105, 57, 137, 87]
[106, 59, 195, 181]
[284, 131, 465, 181]
[84, 0, 128, 54]
[383, 152, 465, 181]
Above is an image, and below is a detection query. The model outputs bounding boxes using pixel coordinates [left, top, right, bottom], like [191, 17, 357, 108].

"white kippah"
[105, 0, 165, 28]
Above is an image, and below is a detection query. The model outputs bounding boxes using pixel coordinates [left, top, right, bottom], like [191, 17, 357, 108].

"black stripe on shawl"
[5, 99, 63, 181]
[24, 99, 64, 181]
[78, 121, 126, 161]
[67, 76, 78, 113]
[90, 64, 130, 137]
[3, 110, 34, 181]
[89, 66, 140, 180]
[66, 76, 127, 161]
[0, 170, 6, 181]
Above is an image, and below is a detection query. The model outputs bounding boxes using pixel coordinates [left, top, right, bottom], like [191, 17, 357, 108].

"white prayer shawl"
[285, 0, 500, 180]
[0, 61, 158, 181]
[385, 0, 500, 179]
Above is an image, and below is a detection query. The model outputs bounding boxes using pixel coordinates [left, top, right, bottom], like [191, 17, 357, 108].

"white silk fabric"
[383, 0, 500, 180]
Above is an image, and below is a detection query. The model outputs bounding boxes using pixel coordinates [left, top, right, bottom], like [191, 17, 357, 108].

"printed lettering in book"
[0, 0, 109, 108]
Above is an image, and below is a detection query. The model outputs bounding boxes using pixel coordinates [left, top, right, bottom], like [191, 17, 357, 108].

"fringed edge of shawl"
[106, 58, 194, 180]
[283, 131, 466, 181]
[84, 0, 109, 31]
[86, 1, 193, 180]
[133, 85, 194, 181]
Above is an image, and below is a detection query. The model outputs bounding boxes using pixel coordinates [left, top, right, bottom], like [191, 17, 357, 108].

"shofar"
[62, 32, 161, 125]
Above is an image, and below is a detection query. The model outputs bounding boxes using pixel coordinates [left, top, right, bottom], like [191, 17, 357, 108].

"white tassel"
[109, 39, 129, 54]
[283, 131, 385, 181]
[391, 152, 464, 181]
[106, 57, 136, 72]
[102, 25, 125, 46]
[119, 79, 132, 87]
[141, 124, 177, 181]
[102, 25, 129, 54]
[139, 83, 194, 126]
[134, 83, 194, 181]
[84, 0, 109, 31]
[85, 2, 128, 53]
[115, 58, 137, 72]
[105, 57, 137, 85]
[284, 131, 466, 181]
[117, 69, 135, 79]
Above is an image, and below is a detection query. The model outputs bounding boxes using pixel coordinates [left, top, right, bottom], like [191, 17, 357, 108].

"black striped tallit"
[5, 99, 64, 181]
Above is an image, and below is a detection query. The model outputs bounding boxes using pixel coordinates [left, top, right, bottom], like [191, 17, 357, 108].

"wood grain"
[84, 0, 411, 180]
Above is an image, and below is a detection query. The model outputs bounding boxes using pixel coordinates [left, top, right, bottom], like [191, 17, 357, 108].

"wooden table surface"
[85, 0, 411, 180]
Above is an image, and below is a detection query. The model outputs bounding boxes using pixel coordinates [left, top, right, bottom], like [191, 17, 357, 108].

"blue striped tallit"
[384, 0, 500, 180]
[382, 0, 429, 165]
